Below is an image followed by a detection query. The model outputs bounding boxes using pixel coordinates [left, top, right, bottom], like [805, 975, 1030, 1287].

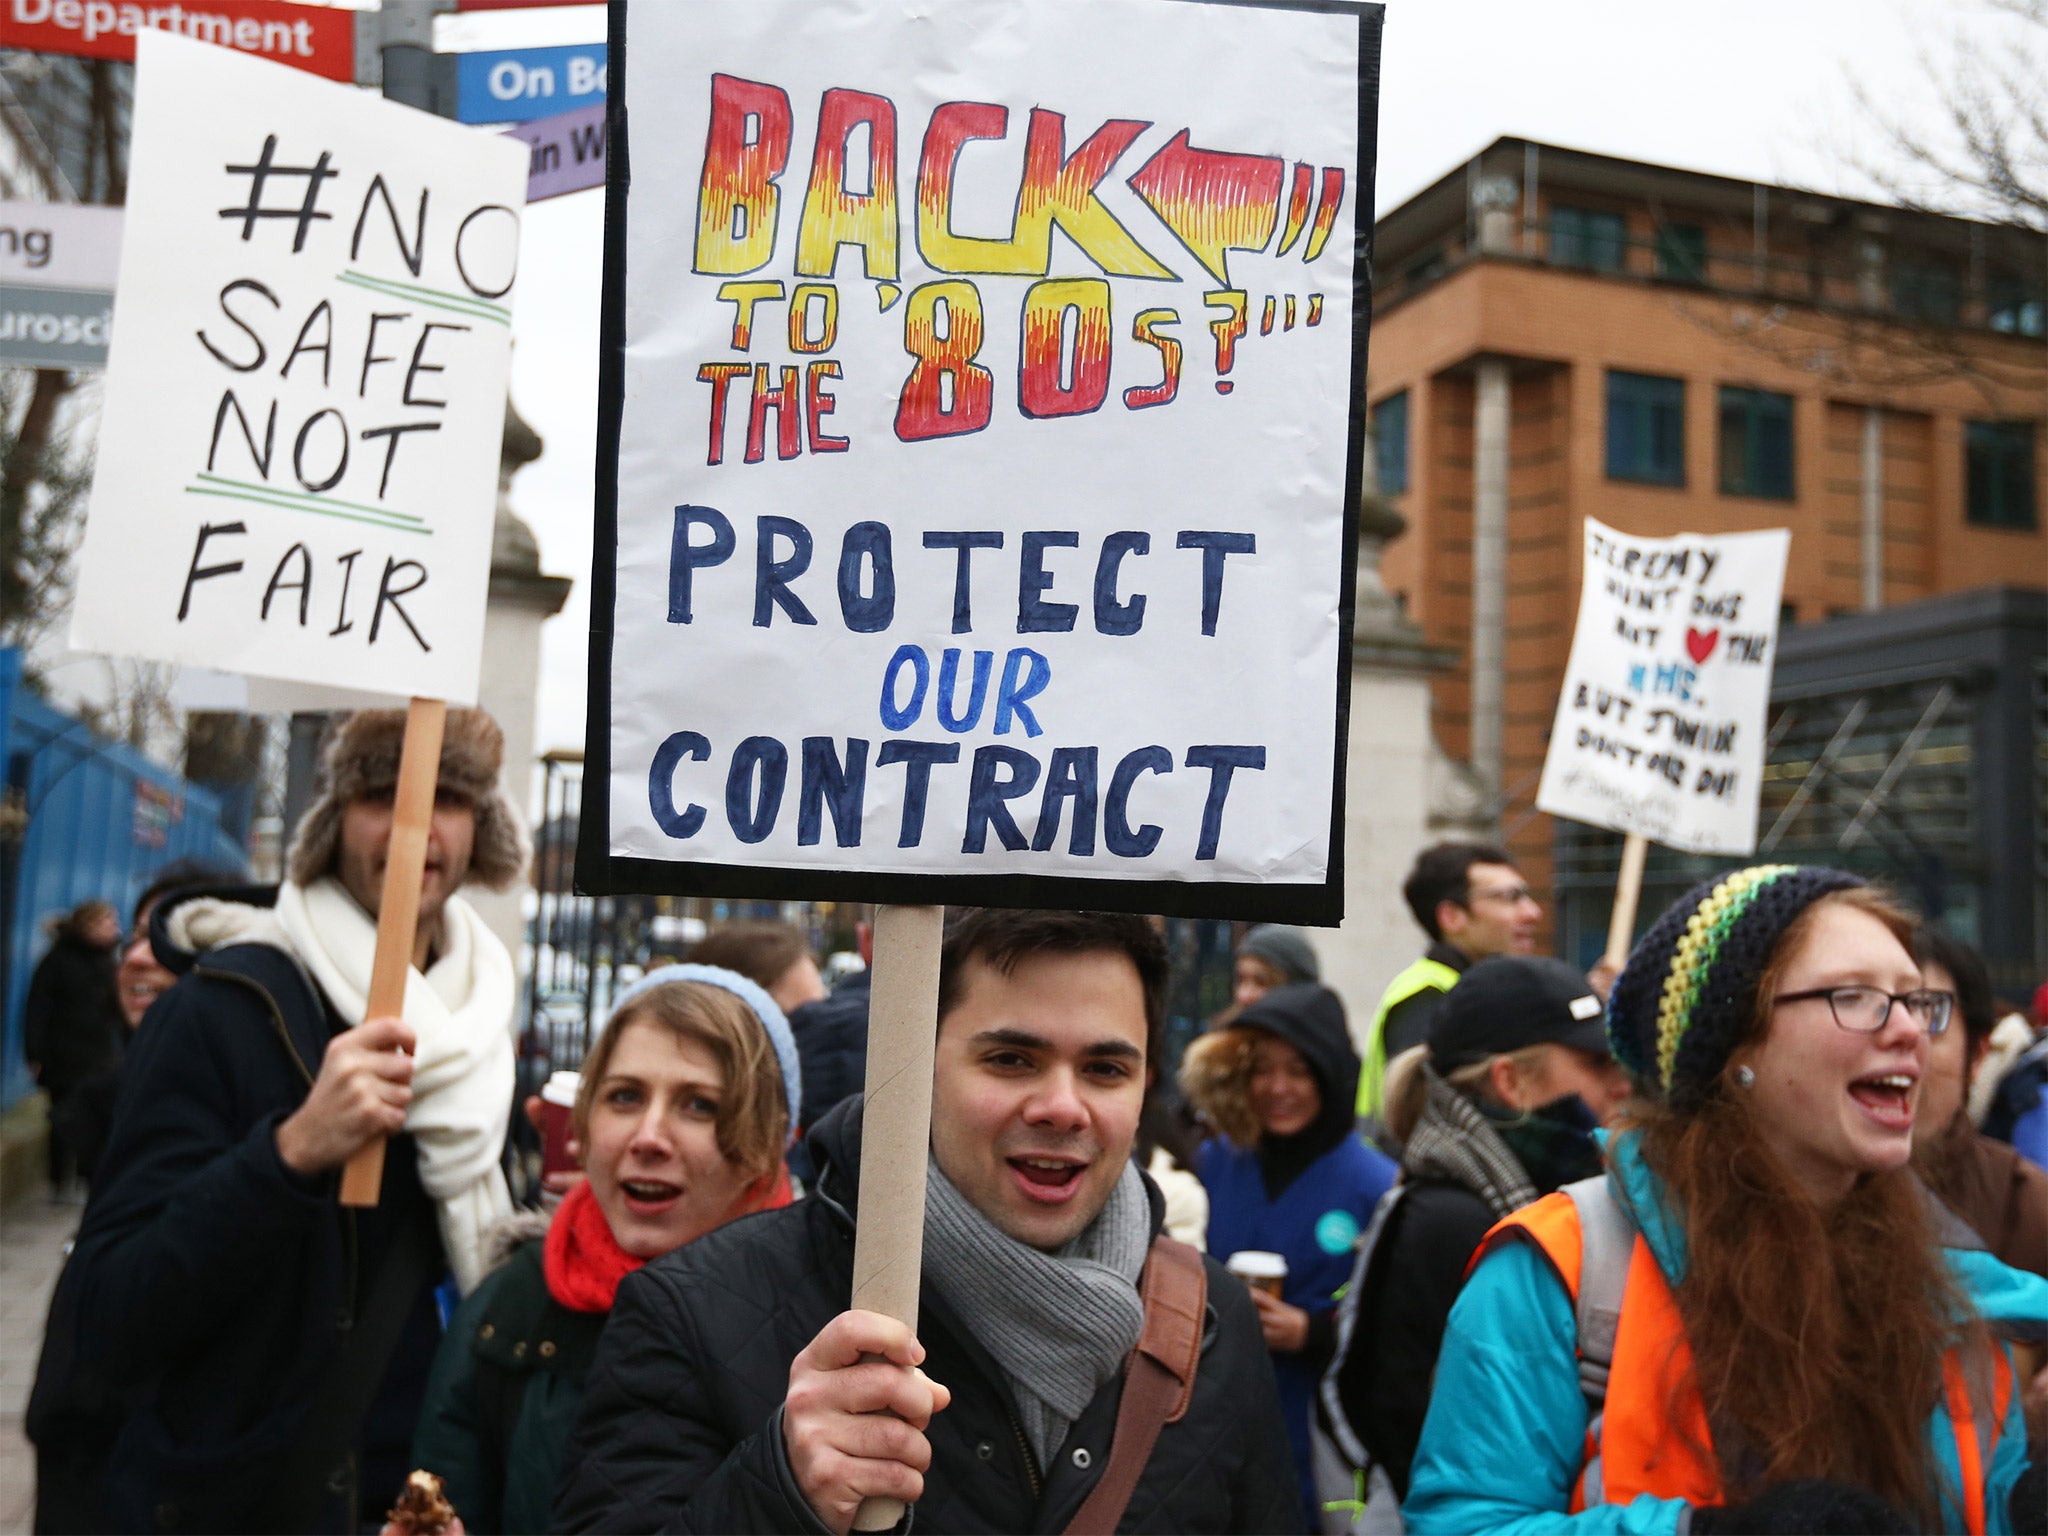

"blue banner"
[456, 43, 607, 126]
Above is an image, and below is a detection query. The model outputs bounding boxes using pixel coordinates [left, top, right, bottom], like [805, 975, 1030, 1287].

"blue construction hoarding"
[1, 649, 247, 1109]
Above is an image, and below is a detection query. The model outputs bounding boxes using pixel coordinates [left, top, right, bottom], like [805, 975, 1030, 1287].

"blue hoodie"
[1198, 983, 1398, 1527]
[1404, 1129, 2048, 1534]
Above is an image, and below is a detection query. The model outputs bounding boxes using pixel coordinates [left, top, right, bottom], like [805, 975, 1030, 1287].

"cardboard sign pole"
[339, 696, 448, 1208]
[1603, 832, 1650, 972]
[848, 903, 944, 1533]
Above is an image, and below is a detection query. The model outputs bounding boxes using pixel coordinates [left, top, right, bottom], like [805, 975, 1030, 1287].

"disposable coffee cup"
[1227, 1250, 1288, 1299]
[540, 1071, 580, 1176]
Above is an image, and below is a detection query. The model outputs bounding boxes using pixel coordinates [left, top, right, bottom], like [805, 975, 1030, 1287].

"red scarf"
[543, 1165, 796, 1313]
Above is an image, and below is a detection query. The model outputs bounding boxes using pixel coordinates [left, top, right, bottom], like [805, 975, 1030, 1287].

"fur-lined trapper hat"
[286, 708, 529, 890]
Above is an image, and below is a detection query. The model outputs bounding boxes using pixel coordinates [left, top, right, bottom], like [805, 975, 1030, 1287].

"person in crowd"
[690, 919, 829, 1015]
[1180, 982, 1397, 1525]
[1914, 927, 2048, 1278]
[1235, 924, 1322, 1007]
[554, 908, 1301, 1534]
[1135, 1081, 1210, 1250]
[411, 966, 800, 1533]
[783, 918, 873, 1184]
[1323, 956, 1629, 1504]
[1404, 867, 2048, 1535]
[27, 708, 528, 1534]
[57, 861, 242, 1187]
[23, 898, 123, 1198]
[1356, 843, 1542, 1124]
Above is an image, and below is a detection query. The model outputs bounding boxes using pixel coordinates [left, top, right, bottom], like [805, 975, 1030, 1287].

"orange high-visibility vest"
[1484, 1189, 2015, 1534]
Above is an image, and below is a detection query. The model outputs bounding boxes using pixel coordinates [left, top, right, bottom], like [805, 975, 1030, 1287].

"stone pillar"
[1319, 464, 1477, 1051]
[467, 400, 572, 961]
[1861, 406, 1884, 612]
[1470, 358, 1510, 825]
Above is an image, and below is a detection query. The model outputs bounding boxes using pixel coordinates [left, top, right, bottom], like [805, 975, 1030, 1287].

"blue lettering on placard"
[936, 648, 993, 733]
[1093, 531, 1149, 636]
[876, 739, 959, 847]
[1033, 745, 1099, 856]
[1175, 530, 1255, 636]
[1105, 746, 1171, 857]
[668, 505, 734, 623]
[754, 515, 817, 627]
[725, 736, 788, 843]
[994, 648, 1050, 738]
[798, 736, 867, 847]
[837, 522, 895, 633]
[922, 530, 1003, 634]
[879, 644, 930, 731]
[963, 745, 1041, 852]
[1018, 530, 1080, 633]
[1186, 744, 1266, 859]
[648, 730, 710, 838]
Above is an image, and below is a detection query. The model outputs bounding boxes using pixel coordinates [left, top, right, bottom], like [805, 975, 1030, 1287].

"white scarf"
[276, 877, 517, 1294]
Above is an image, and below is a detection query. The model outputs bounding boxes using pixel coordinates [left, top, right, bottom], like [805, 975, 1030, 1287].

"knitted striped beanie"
[1607, 864, 1865, 1106]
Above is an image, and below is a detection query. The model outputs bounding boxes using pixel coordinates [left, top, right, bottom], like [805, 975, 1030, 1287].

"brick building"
[1368, 137, 2048, 946]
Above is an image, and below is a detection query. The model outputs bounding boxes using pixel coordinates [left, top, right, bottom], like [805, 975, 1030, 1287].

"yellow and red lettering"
[746, 364, 803, 463]
[1019, 278, 1112, 419]
[1128, 131, 1285, 286]
[788, 283, 839, 353]
[1275, 162, 1313, 256]
[1123, 307, 1181, 411]
[917, 103, 1171, 278]
[696, 75, 793, 276]
[1204, 289, 1247, 395]
[1303, 167, 1345, 262]
[895, 280, 993, 441]
[717, 280, 784, 350]
[806, 361, 849, 453]
[1307, 293, 1324, 326]
[796, 89, 899, 281]
[698, 362, 753, 465]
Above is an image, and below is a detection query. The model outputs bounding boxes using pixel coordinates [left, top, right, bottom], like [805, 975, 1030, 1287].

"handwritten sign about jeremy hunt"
[1537, 518, 1789, 856]
[583, 0, 1379, 921]
[70, 31, 525, 705]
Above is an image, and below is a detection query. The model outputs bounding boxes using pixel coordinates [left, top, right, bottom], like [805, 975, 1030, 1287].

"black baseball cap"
[1428, 956, 1610, 1073]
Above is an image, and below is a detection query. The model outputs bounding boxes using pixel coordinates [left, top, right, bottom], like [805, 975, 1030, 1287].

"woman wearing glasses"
[1404, 867, 2047, 1535]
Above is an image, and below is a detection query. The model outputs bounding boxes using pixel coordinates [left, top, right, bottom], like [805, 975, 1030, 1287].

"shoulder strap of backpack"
[1318, 1182, 1406, 1472]
[1561, 1176, 1636, 1410]
[1063, 1235, 1206, 1536]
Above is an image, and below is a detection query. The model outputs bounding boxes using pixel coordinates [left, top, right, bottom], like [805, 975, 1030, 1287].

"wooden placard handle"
[849, 903, 944, 1532]
[339, 696, 448, 1209]
[1602, 831, 1649, 973]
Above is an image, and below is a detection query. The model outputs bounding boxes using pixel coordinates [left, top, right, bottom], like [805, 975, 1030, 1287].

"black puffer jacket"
[554, 1096, 1302, 1534]
[27, 887, 443, 1535]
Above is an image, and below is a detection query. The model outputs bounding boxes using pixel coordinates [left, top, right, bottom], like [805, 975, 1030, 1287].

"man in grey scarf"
[555, 908, 1301, 1536]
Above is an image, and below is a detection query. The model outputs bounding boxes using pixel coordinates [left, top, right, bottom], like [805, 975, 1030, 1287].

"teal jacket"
[411, 1240, 607, 1535]
[1404, 1130, 2048, 1535]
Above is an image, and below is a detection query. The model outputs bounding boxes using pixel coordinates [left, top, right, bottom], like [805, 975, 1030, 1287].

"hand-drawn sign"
[1536, 517, 1790, 856]
[581, 0, 1382, 921]
[69, 30, 526, 705]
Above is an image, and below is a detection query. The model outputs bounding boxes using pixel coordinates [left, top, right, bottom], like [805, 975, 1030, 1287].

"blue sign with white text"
[456, 44, 607, 126]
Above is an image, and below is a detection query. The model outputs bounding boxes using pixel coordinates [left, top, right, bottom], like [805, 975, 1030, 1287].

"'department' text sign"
[71, 31, 525, 705]
[584, 0, 1379, 920]
[1536, 518, 1789, 856]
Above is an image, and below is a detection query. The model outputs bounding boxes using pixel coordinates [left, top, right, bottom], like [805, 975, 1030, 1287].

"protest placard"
[70, 29, 526, 707]
[1536, 517, 1790, 857]
[582, 0, 1380, 924]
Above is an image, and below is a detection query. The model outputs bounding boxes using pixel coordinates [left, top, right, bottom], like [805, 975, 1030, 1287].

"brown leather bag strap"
[1064, 1236, 1207, 1536]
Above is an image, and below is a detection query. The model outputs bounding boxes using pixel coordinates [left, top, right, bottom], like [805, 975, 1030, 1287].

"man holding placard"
[28, 709, 527, 1534]
[555, 909, 1300, 1535]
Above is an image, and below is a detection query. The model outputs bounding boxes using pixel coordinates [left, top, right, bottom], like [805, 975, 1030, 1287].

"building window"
[1889, 259, 1961, 324]
[1965, 421, 2037, 529]
[1718, 386, 1795, 499]
[1550, 206, 1625, 272]
[1654, 223, 1708, 284]
[1988, 274, 2045, 338]
[1373, 390, 1409, 494]
[1606, 371, 1686, 486]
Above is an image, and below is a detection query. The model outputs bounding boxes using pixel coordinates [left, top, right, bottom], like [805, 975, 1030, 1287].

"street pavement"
[1, 1199, 76, 1535]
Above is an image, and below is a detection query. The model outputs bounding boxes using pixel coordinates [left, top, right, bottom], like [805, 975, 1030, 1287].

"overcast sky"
[470, 0, 2008, 757]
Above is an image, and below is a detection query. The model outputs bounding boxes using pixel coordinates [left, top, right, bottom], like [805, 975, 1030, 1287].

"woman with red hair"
[1405, 867, 2046, 1534]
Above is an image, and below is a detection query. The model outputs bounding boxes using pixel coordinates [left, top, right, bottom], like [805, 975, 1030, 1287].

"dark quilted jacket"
[553, 1096, 1303, 1535]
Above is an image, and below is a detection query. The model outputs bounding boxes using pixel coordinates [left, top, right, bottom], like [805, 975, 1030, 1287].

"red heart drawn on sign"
[1686, 627, 1720, 664]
